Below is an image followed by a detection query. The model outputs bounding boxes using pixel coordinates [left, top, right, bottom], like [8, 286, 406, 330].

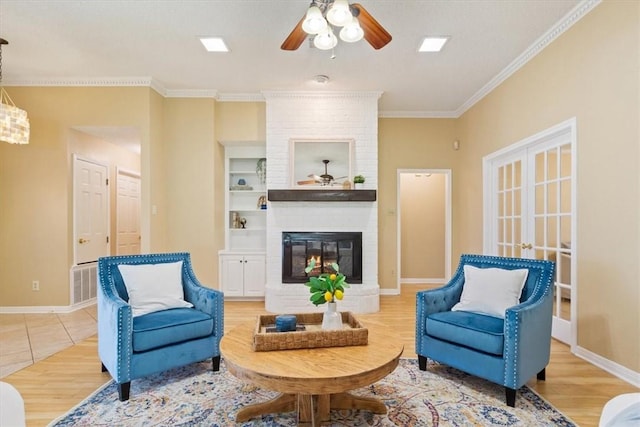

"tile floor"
[0, 305, 97, 378]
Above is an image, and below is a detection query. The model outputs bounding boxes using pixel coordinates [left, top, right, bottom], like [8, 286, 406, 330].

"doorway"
[116, 168, 141, 255]
[483, 118, 577, 346]
[397, 169, 452, 292]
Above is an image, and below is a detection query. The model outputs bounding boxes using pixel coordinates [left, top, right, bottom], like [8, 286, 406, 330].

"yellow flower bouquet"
[304, 258, 350, 306]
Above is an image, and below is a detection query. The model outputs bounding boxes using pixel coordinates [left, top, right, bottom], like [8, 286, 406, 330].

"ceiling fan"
[297, 159, 348, 186]
[281, 1, 392, 51]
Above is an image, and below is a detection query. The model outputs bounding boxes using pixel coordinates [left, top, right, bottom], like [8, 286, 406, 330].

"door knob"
[520, 243, 533, 250]
[78, 238, 90, 244]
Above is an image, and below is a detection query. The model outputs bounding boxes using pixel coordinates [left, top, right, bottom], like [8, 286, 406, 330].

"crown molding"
[4, 76, 160, 88]
[454, 0, 602, 117]
[216, 92, 265, 102]
[262, 90, 383, 100]
[165, 89, 219, 98]
[378, 110, 458, 119]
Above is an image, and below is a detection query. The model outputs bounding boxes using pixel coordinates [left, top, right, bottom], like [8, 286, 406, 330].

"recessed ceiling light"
[199, 37, 229, 52]
[418, 36, 449, 52]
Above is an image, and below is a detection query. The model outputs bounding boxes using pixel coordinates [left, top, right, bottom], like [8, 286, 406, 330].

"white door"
[484, 119, 576, 345]
[116, 169, 141, 255]
[74, 156, 109, 264]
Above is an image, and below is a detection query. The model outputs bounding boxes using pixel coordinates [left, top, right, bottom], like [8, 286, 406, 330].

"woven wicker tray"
[252, 311, 368, 352]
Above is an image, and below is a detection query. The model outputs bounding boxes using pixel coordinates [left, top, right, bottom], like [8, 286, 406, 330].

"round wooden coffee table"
[220, 319, 403, 426]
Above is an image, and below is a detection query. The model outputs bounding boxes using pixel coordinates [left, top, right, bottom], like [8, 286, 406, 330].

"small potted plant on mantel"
[353, 175, 365, 189]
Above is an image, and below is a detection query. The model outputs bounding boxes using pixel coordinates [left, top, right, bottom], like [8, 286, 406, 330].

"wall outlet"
[32, 280, 40, 291]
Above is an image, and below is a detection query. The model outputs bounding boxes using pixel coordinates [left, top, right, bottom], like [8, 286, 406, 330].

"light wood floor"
[3, 287, 638, 427]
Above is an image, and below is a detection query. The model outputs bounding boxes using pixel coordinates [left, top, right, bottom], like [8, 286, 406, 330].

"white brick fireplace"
[263, 91, 381, 314]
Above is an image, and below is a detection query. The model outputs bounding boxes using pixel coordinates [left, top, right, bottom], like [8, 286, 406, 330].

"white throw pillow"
[452, 265, 529, 318]
[118, 261, 193, 317]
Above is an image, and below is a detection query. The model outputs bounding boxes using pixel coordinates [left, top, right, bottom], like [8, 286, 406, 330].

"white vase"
[322, 302, 343, 330]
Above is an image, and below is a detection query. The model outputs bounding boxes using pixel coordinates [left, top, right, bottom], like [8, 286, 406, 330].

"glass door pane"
[531, 143, 573, 341]
[496, 160, 524, 258]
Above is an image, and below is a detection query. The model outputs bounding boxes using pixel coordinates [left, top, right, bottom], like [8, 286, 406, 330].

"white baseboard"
[401, 278, 446, 285]
[575, 345, 640, 388]
[0, 299, 96, 314]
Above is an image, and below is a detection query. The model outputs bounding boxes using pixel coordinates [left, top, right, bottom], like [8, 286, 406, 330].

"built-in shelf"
[268, 189, 377, 202]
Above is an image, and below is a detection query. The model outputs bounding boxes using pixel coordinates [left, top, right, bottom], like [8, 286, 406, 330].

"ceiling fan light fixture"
[302, 6, 328, 34]
[313, 28, 338, 50]
[326, 0, 353, 27]
[339, 17, 364, 43]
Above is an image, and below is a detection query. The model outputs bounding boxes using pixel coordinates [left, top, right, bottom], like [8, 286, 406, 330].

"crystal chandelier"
[302, 0, 365, 50]
[0, 38, 30, 145]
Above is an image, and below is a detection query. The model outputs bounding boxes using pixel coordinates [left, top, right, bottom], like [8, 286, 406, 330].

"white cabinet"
[218, 141, 266, 298]
[219, 253, 265, 297]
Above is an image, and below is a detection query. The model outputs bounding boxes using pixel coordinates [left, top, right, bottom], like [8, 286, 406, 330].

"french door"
[484, 119, 576, 345]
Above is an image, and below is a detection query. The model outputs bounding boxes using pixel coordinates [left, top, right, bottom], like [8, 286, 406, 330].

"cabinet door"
[243, 254, 266, 297]
[220, 255, 245, 297]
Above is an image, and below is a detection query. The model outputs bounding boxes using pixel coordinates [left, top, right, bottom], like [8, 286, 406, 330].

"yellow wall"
[455, 0, 639, 371]
[400, 173, 446, 279]
[378, 118, 458, 289]
[162, 98, 218, 286]
[0, 87, 153, 306]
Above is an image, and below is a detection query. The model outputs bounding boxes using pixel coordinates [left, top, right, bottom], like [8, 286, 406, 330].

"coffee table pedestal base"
[236, 392, 387, 426]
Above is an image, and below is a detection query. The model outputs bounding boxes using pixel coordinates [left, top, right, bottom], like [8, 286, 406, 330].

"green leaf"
[304, 257, 317, 274]
[331, 262, 340, 273]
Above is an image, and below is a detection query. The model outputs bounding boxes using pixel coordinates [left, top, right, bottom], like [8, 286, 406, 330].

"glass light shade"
[339, 17, 364, 43]
[326, 0, 353, 27]
[313, 28, 338, 50]
[302, 6, 327, 34]
[0, 89, 30, 145]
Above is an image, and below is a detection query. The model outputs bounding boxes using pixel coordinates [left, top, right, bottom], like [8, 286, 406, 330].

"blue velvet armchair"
[98, 252, 224, 401]
[416, 254, 555, 407]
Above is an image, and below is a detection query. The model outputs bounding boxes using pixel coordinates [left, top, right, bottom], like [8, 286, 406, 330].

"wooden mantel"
[267, 189, 377, 202]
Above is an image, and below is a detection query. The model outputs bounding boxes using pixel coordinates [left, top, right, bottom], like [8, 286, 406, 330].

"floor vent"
[71, 263, 97, 305]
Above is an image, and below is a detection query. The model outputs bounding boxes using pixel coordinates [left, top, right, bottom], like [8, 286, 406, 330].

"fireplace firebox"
[282, 232, 362, 284]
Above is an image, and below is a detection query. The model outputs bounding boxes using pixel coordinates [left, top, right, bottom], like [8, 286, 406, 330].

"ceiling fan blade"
[352, 3, 392, 50]
[297, 179, 318, 185]
[281, 16, 307, 50]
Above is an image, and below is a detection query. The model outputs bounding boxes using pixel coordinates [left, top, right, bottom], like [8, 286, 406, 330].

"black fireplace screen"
[282, 232, 362, 284]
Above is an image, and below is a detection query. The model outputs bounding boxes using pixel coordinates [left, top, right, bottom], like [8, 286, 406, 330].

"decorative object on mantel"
[342, 179, 351, 189]
[304, 258, 349, 330]
[353, 174, 365, 189]
[256, 158, 266, 184]
[0, 38, 30, 145]
[281, 0, 392, 52]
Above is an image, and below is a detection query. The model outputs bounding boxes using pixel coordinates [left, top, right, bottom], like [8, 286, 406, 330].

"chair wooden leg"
[212, 355, 221, 372]
[118, 382, 131, 401]
[505, 387, 516, 407]
[418, 355, 427, 371]
[537, 368, 546, 381]
[101, 363, 107, 373]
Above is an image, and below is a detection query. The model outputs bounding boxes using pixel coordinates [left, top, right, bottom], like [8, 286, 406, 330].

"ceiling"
[0, 0, 588, 117]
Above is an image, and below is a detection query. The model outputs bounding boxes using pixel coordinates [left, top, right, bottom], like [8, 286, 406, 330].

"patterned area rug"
[50, 358, 575, 426]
